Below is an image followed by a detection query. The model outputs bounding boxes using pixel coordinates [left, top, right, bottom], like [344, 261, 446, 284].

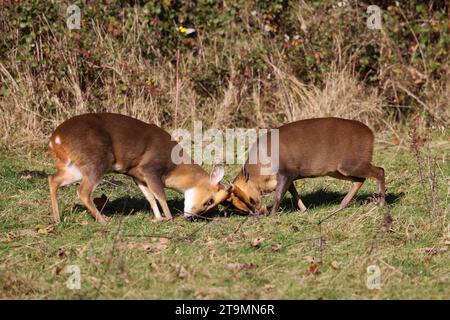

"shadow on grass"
[278, 189, 403, 211]
[74, 195, 232, 219]
[72, 189, 403, 217]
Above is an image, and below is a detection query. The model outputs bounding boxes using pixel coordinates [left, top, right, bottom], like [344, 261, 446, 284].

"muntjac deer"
[228, 118, 385, 215]
[48, 113, 230, 224]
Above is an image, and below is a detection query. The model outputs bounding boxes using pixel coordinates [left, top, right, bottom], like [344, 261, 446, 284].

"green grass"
[0, 143, 449, 299]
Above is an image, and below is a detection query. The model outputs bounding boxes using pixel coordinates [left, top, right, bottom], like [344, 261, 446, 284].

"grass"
[0, 141, 448, 299]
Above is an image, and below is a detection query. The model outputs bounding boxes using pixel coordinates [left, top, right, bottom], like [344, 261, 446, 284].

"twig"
[174, 49, 180, 126]
[396, 83, 441, 122]
[317, 207, 345, 225]
[233, 216, 250, 234]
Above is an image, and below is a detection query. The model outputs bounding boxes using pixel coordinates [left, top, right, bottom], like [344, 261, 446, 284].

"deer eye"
[204, 198, 213, 207]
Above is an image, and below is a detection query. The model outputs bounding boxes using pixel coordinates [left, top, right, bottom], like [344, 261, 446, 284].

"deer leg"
[48, 164, 83, 223]
[288, 183, 307, 212]
[338, 162, 385, 208]
[76, 167, 108, 224]
[135, 180, 163, 221]
[339, 180, 365, 209]
[369, 165, 385, 207]
[144, 175, 172, 220]
[271, 174, 293, 215]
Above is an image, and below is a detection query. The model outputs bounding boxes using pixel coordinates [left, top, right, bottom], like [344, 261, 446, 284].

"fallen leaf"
[397, 187, 406, 194]
[195, 287, 221, 299]
[391, 137, 400, 145]
[178, 266, 189, 279]
[18, 170, 47, 180]
[205, 237, 215, 247]
[264, 284, 275, 291]
[75, 246, 87, 257]
[78, 220, 89, 226]
[89, 276, 101, 286]
[381, 213, 394, 232]
[57, 247, 68, 259]
[303, 256, 316, 263]
[55, 265, 64, 275]
[421, 247, 448, 255]
[330, 260, 340, 270]
[271, 244, 282, 251]
[251, 237, 264, 247]
[6, 231, 17, 240]
[308, 263, 320, 275]
[36, 225, 55, 234]
[154, 237, 170, 252]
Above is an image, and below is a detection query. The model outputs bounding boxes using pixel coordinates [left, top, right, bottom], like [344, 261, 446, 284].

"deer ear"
[243, 166, 249, 182]
[210, 166, 225, 185]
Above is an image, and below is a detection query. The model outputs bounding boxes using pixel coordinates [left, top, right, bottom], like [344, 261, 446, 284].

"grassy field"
[0, 141, 448, 299]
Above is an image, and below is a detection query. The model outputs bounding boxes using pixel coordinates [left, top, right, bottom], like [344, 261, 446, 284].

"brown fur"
[228, 117, 385, 214]
[48, 113, 229, 224]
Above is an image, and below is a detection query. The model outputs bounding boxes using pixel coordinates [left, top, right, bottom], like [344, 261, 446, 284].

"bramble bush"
[0, 0, 448, 149]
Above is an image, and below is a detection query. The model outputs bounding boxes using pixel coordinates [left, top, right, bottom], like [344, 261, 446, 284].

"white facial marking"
[184, 188, 196, 216]
[55, 136, 61, 145]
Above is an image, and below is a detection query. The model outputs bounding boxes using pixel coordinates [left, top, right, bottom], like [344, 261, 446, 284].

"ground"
[0, 142, 448, 299]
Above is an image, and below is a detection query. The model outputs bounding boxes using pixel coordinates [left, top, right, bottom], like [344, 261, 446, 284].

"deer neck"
[163, 163, 209, 193]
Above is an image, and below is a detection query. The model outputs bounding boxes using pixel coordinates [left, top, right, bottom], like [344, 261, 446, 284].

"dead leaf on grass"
[36, 225, 55, 234]
[271, 243, 282, 251]
[55, 265, 64, 275]
[57, 247, 68, 259]
[6, 231, 17, 240]
[18, 170, 47, 180]
[195, 287, 221, 299]
[308, 262, 320, 275]
[421, 246, 448, 255]
[178, 266, 189, 279]
[381, 213, 394, 232]
[78, 220, 89, 226]
[205, 236, 215, 247]
[155, 237, 170, 252]
[330, 260, 340, 270]
[264, 284, 275, 291]
[302, 256, 316, 263]
[251, 237, 264, 247]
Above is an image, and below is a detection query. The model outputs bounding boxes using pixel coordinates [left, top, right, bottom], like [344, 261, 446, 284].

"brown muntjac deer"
[227, 118, 385, 215]
[48, 113, 230, 224]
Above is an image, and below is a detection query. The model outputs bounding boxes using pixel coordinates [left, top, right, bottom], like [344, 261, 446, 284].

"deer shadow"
[278, 189, 403, 211]
[72, 189, 402, 218]
[75, 195, 231, 219]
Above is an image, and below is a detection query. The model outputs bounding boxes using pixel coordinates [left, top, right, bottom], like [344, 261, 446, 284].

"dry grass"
[1, 12, 447, 151]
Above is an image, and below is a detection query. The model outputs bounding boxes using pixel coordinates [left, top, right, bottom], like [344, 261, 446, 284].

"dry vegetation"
[0, 1, 448, 150]
[0, 0, 448, 299]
